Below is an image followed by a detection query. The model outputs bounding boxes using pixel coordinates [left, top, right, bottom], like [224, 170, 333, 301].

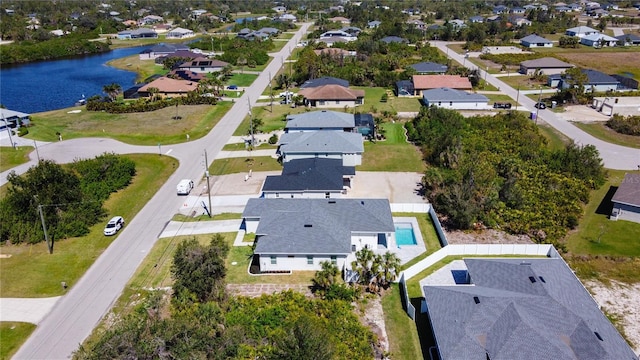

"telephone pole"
[247, 97, 254, 146]
[269, 71, 273, 112]
[204, 149, 212, 218]
[34, 196, 52, 254]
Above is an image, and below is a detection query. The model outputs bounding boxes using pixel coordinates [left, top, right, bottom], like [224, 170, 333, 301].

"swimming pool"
[395, 223, 417, 246]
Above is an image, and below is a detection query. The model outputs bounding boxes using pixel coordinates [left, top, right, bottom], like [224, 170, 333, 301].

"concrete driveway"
[347, 171, 426, 203]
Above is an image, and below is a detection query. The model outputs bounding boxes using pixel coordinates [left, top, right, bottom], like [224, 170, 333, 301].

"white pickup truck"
[177, 179, 194, 195]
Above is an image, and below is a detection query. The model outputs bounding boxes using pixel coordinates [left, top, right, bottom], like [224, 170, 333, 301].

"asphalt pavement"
[11, 22, 312, 360]
[432, 41, 640, 171]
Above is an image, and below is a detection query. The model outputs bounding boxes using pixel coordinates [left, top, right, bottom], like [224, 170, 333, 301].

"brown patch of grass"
[556, 52, 640, 80]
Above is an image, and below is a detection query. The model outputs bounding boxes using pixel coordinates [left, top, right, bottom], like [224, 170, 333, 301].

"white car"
[279, 91, 294, 98]
[177, 179, 194, 195]
[103, 216, 124, 236]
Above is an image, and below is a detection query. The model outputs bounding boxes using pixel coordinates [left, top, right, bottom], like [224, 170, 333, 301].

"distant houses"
[117, 28, 157, 40]
[139, 43, 190, 60]
[166, 27, 195, 39]
[565, 26, 599, 38]
[520, 34, 553, 48]
[137, 77, 198, 98]
[422, 88, 489, 110]
[580, 33, 619, 47]
[298, 84, 365, 108]
[519, 57, 574, 75]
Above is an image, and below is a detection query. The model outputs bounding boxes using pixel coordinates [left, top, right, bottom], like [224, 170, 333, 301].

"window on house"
[325, 192, 330, 198]
[438, 101, 442, 106]
[336, 101, 340, 104]
[275, 193, 279, 198]
[351, 244, 356, 252]
[450, 101, 453, 106]
[270, 256, 277, 265]
[307, 256, 313, 264]
[331, 256, 337, 264]
[319, 101, 325, 105]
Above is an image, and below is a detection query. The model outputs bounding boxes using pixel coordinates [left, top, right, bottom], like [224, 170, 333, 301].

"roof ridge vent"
[328, 200, 336, 204]
[304, 224, 312, 228]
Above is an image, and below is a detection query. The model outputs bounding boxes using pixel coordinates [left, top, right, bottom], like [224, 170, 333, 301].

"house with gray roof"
[422, 88, 489, 110]
[261, 158, 354, 199]
[580, 33, 618, 47]
[565, 26, 599, 38]
[423, 258, 638, 360]
[615, 33, 640, 46]
[409, 61, 448, 74]
[368, 20, 381, 28]
[559, 69, 620, 92]
[380, 36, 408, 44]
[0, 108, 30, 132]
[610, 173, 640, 223]
[520, 34, 553, 48]
[242, 198, 395, 273]
[469, 15, 484, 23]
[117, 28, 158, 40]
[300, 76, 349, 89]
[519, 57, 574, 75]
[278, 131, 364, 166]
[139, 43, 189, 60]
[285, 110, 356, 133]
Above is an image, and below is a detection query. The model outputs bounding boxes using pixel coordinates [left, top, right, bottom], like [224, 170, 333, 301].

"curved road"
[432, 41, 640, 171]
[12, 23, 312, 359]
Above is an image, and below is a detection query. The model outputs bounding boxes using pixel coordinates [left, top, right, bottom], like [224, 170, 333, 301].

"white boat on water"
[75, 95, 86, 106]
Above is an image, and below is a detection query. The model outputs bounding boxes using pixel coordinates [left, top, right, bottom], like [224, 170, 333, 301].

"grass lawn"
[226, 73, 259, 87]
[537, 123, 572, 151]
[209, 156, 281, 176]
[355, 87, 423, 113]
[108, 54, 168, 82]
[498, 75, 550, 91]
[572, 122, 640, 149]
[382, 285, 423, 360]
[171, 213, 242, 222]
[565, 169, 640, 258]
[0, 146, 32, 172]
[360, 122, 426, 172]
[222, 142, 277, 151]
[0, 322, 36, 360]
[548, 51, 640, 80]
[25, 102, 232, 145]
[0, 154, 178, 298]
[486, 94, 517, 104]
[233, 105, 307, 135]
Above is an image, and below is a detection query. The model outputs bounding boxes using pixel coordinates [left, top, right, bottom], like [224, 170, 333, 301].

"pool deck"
[387, 217, 427, 265]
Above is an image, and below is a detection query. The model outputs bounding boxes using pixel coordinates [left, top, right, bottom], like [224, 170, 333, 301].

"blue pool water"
[395, 225, 417, 246]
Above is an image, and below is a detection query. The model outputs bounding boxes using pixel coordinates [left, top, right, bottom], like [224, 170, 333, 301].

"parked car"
[534, 102, 546, 109]
[103, 216, 124, 236]
[227, 85, 238, 90]
[177, 179, 194, 195]
[280, 98, 292, 104]
[279, 91, 294, 98]
[493, 102, 512, 109]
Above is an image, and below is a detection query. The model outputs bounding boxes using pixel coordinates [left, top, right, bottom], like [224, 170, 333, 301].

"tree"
[146, 87, 159, 101]
[236, 56, 247, 73]
[171, 234, 229, 304]
[312, 261, 340, 294]
[102, 83, 121, 102]
[377, 252, 401, 289]
[270, 315, 334, 360]
[351, 248, 379, 292]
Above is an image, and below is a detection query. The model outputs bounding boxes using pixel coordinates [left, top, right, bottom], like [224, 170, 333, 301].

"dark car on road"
[534, 102, 546, 109]
[493, 102, 512, 109]
[227, 85, 238, 90]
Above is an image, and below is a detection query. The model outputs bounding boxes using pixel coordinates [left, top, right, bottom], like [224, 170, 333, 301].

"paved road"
[432, 41, 640, 171]
[12, 22, 312, 360]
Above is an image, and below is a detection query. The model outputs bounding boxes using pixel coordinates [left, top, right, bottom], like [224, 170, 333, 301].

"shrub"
[606, 114, 640, 136]
[268, 134, 278, 144]
[18, 127, 29, 137]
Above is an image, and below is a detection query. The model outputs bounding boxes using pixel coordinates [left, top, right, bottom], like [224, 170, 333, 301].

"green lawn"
[572, 122, 640, 149]
[209, 156, 281, 176]
[537, 123, 572, 151]
[24, 102, 232, 145]
[498, 75, 550, 91]
[360, 122, 425, 172]
[222, 143, 277, 151]
[233, 105, 307, 136]
[227, 73, 259, 87]
[0, 322, 36, 360]
[486, 94, 517, 104]
[171, 213, 242, 222]
[565, 170, 640, 257]
[0, 146, 32, 172]
[533, 45, 640, 54]
[0, 154, 178, 297]
[382, 285, 423, 360]
[108, 54, 168, 82]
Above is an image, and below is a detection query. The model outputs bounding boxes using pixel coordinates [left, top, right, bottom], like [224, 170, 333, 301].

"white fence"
[398, 273, 415, 320]
[402, 244, 559, 280]
[390, 203, 430, 213]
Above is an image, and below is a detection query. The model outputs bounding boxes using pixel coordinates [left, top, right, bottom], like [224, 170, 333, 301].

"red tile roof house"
[298, 84, 365, 108]
[411, 75, 473, 97]
[138, 77, 198, 98]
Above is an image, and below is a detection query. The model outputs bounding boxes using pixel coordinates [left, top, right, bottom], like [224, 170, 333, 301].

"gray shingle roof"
[615, 33, 640, 42]
[520, 57, 573, 69]
[520, 34, 552, 44]
[409, 62, 448, 74]
[422, 88, 488, 102]
[582, 69, 619, 85]
[423, 258, 638, 360]
[243, 198, 394, 255]
[300, 76, 349, 89]
[279, 131, 363, 154]
[286, 110, 354, 130]
[262, 158, 349, 192]
[611, 173, 640, 207]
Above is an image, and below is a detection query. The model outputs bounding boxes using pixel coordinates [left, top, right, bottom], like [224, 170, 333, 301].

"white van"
[177, 179, 194, 195]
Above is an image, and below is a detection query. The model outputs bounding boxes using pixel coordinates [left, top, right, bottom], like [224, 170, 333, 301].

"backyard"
[108, 54, 167, 82]
[360, 122, 425, 172]
[25, 102, 232, 145]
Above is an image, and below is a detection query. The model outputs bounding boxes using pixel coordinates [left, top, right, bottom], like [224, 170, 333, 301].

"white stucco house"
[422, 88, 489, 110]
[278, 131, 364, 166]
[579, 33, 618, 47]
[565, 26, 599, 38]
[520, 34, 553, 48]
[242, 198, 395, 274]
[166, 27, 195, 39]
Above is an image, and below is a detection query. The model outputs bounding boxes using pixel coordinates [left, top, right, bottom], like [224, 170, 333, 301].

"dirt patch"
[360, 295, 389, 358]
[557, 105, 611, 122]
[557, 52, 640, 79]
[585, 280, 640, 355]
[444, 228, 535, 244]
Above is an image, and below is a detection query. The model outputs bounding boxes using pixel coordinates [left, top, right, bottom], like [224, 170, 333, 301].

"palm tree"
[102, 83, 121, 102]
[378, 252, 401, 289]
[312, 261, 340, 294]
[236, 57, 247, 74]
[351, 247, 375, 286]
[146, 87, 159, 101]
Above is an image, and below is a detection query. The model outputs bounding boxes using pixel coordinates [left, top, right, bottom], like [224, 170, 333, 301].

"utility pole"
[34, 140, 41, 161]
[516, 86, 520, 111]
[247, 97, 254, 146]
[535, 86, 543, 125]
[204, 149, 212, 218]
[34, 196, 52, 254]
[269, 71, 273, 112]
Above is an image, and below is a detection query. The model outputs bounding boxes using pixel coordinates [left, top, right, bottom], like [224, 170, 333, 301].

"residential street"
[11, 22, 312, 360]
[432, 41, 640, 171]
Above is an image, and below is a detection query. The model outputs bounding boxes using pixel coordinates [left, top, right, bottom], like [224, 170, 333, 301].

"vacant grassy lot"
[26, 102, 232, 145]
[498, 75, 550, 91]
[209, 156, 281, 176]
[360, 122, 426, 172]
[0, 146, 32, 172]
[554, 52, 640, 80]
[0, 154, 178, 298]
[537, 123, 572, 151]
[233, 105, 307, 135]
[573, 122, 640, 149]
[226, 73, 259, 87]
[108, 54, 168, 82]
[354, 87, 423, 113]
[0, 322, 36, 360]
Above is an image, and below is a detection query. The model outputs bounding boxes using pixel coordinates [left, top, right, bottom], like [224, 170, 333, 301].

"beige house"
[298, 84, 364, 108]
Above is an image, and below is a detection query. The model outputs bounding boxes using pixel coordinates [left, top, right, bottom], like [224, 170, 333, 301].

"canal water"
[0, 46, 148, 113]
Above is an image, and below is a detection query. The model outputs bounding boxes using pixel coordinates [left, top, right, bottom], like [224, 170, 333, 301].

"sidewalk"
[159, 219, 242, 238]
